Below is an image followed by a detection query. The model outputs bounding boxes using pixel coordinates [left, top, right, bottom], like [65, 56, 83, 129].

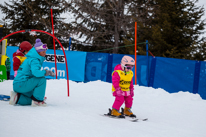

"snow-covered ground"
[0, 79, 206, 137]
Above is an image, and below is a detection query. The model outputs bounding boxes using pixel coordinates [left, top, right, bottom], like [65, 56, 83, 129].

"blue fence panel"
[135, 55, 153, 86]
[193, 61, 201, 94]
[106, 54, 113, 83]
[148, 57, 156, 87]
[153, 57, 195, 93]
[7, 46, 87, 81]
[198, 62, 206, 99]
[85, 52, 109, 82]
[45, 50, 87, 81]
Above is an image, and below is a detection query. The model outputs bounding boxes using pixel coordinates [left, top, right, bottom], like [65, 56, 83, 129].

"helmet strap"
[123, 67, 127, 75]
[121, 63, 126, 74]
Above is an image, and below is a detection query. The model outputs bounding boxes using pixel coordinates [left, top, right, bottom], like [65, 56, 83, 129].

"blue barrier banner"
[148, 57, 156, 87]
[7, 46, 87, 81]
[85, 52, 109, 82]
[44, 50, 86, 81]
[193, 61, 201, 94]
[106, 54, 113, 83]
[198, 62, 206, 99]
[153, 57, 195, 93]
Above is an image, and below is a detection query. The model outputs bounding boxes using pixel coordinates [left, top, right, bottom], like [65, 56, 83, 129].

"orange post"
[135, 22, 137, 85]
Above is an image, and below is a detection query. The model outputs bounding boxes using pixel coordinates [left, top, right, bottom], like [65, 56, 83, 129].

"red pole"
[149, 50, 155, 57]
[50, 9, 58, 80]
[0, 30, 26, 41]
[135, 22, 137, 85]
[0, 29, 70, 97]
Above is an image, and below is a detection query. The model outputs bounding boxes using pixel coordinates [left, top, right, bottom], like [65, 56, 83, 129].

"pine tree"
[0, 0, 69, 49]
[0, 1, 36, 46]
[122, 0, 159, 55]
[62, 0, 141, 53]
[112, 0, 206, 60]
[186, 41, 206, 61]
[138, 0, 205, 59]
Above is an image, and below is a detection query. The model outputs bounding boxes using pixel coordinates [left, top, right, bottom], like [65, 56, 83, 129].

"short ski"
[120, 107, 148, 121]
[103, 114, 125, 119]
[102, 108, 148, 122]
[102, 114, 147, 122]
[0, 94, 10, 101]
[125, 116, 148, 122]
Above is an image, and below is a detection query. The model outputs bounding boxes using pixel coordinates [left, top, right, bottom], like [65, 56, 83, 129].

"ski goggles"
[122, 64, 134, 70]
[35, 44, 48, 51]
[125, 66, 134, 70]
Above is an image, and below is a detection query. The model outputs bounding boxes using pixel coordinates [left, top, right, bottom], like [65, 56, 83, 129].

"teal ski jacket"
[13, 47, 46, 84]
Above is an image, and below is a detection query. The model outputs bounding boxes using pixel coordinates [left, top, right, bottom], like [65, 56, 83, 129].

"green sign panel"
[0, 65, 7, 82]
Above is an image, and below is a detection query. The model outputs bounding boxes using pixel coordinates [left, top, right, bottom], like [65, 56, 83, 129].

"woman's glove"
[45, 70, 55, 77]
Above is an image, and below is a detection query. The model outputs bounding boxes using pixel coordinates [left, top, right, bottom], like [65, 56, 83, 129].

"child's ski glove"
[130, 86, 134, 97]
[130, 90, 134, 97]
[116, 87, 123, 96]
[45, 70, 55, 77]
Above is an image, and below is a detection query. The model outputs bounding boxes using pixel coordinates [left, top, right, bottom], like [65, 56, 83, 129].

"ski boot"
[108, 108, 125, 118]
[31, 96, 47, 107]
[32, 100, 47, 107]
[9, 91, 19, 105]
[31, 97, 47, 107]
[122, 107, 136, 118]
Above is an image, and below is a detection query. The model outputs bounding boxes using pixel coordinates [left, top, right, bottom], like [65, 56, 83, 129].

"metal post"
[135, 22, 137, 85]
[146, 40, 149, 86]
[68, 37, 71, 51]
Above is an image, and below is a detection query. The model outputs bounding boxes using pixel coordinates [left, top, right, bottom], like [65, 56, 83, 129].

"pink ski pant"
[112, 95, 133, 110]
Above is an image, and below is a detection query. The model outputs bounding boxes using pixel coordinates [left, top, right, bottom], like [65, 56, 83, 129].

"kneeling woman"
[10, 39, 55, 106]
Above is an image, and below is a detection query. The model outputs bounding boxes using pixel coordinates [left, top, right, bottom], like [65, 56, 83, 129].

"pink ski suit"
[112, 64, 134, 110]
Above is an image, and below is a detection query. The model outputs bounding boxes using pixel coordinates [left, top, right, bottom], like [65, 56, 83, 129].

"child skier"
[13, 41, 32, 77]
[110, 55, 136, 118]
[10, 38, 55, 106]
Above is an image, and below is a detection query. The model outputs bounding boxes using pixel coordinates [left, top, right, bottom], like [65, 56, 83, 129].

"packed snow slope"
[0, 79, 206, 137]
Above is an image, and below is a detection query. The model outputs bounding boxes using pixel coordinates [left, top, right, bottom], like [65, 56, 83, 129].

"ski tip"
[131, 119, 139, 122]
[142, 118, 148, 121]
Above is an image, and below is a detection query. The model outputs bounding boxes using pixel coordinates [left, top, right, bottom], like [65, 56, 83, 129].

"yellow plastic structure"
[0, 39, 8, 65]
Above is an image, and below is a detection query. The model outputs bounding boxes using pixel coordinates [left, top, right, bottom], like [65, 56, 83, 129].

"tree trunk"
[113, 23, 119, 53]
[113, 0, 123, 54]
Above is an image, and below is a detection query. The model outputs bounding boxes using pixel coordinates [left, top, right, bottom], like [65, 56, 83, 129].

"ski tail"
[105, 108, 125, 118]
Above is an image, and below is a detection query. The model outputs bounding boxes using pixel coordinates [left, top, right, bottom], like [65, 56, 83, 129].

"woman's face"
[24, 51, 29, 55]
[38, 51, 46, 57]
